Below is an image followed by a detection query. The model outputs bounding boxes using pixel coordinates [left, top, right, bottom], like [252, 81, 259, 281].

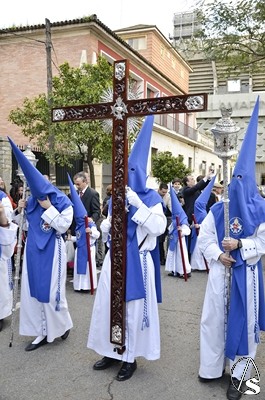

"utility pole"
[45, 18, 56, 183]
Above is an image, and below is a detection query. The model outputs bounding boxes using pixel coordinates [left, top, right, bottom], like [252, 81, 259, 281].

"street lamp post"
[9, 145, 37, 347]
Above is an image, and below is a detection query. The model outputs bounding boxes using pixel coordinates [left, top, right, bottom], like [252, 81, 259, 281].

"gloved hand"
[100, 218, 111, 235]
[126, 186, 143, 208]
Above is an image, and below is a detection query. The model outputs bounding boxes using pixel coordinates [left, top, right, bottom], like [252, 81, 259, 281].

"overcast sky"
[0, 0, 207, 39]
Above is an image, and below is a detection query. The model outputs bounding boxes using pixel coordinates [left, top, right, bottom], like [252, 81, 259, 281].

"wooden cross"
[52, 59, 207, 353]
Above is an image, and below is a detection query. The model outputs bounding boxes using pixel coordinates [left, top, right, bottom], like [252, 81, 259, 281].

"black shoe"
[160, 260, 165, 266]
[0, 319, 4, 332]
[25, 337, 47, 352]
[61, 329, 70, 340]
[177, 272, 191, 279]
[226, 378, 242, 400]
[116, 360, 137, 381]
[168, 272, 176, 277]
[93, 356, 121, 370]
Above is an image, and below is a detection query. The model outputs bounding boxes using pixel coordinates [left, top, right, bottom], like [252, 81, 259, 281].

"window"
[227, 79, 241, 92]
[126, 37, 147, 50]
[188, 157, 192, 170]
[201, 161, 207, 174]
[146, 86, 159, 98]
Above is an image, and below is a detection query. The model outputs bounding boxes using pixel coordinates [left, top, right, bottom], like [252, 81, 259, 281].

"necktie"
[79, 191, 83, 198]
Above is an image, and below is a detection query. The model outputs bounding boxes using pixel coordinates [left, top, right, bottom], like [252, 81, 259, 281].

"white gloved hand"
[126, 186, 143, 208]
[100, 218, 111, 235]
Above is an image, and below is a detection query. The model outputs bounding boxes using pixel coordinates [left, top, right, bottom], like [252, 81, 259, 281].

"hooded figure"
[87, 115, 166, 381]
[9, 138, 73, 351]
[126, 115, 164, 302]
[190, 175, 217, 272]
[198, 98, 265, 399]
[194, 175, 217, 224]
[67, 174, 99, 291]
[165, 184, 191, 277]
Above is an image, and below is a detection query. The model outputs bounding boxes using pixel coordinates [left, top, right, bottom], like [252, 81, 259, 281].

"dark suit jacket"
[182, 179, 210, 224]
[69, 186, 101, 235]
[80, 186, 101, 223]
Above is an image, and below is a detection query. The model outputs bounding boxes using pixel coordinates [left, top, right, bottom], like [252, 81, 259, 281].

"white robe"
[1, 195, 13, 222]
[198, 211, 265, 380]
[165, 223, 191, 275]
[72, 225, 100, 291]
[190, 240, 208, 271]
[0, 223, 18, 320]
[87, 202, 166, 363]
[19, 205, 74, 343]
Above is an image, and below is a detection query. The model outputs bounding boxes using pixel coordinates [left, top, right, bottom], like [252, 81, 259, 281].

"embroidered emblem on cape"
[229, 217, 243, 236]
[76, 230, 81, 240]
[40, 219, 53, 233]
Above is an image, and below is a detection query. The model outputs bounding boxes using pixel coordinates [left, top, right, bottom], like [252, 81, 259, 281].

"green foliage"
[193, 0, 265, 75]
[8, 56, 121, 186]
[151, 151, 191, 184]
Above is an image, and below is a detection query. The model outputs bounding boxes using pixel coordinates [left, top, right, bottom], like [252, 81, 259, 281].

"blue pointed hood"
[228, 96, 265, 237]
[232, 97, 259, 182]
[169, 184, 188, 252]
[8, 137, 55, 201]
[67, 173, 87, 221]
[8, 136, 71, 213]
[194, 175, 216, 223]
[128, 115, 154, 193]
[170, 184, 188, 225]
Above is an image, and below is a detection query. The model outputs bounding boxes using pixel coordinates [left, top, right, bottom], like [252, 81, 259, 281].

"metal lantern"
[211, 108, 240, 345]
[211, 107, 240, 239]
[16, 145, 38, 181]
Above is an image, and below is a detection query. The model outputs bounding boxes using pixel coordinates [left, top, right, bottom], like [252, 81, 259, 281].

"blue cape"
[76, 220, 96, 274]
[26, 192, 72, 302]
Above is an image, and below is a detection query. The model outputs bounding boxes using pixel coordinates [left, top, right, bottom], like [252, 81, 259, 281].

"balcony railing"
[154, 114, 198, 141]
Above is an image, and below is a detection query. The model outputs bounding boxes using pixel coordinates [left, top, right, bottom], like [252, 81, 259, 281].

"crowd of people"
[1, 101, 265, 399]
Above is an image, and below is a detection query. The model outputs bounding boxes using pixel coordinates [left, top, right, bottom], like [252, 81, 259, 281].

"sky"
[0, 0, 207, 39]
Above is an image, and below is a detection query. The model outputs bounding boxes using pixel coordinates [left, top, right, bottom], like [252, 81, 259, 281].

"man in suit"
[73, 172, 101, 223]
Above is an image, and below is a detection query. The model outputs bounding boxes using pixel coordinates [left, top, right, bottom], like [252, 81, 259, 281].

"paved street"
[0, 265, 264, 400]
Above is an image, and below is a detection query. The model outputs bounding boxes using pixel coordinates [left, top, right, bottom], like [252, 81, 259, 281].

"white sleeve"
[41, 205, 73, 234]
[239, 222, 265, 265]
[132, 202, 167, 237]
[0, 222, 18, 259]
[1, 196, 13, 222]
[198, 211, 223, 262]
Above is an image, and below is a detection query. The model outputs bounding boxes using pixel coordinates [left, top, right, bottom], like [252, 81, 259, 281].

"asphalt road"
[1, 264, 264, 400]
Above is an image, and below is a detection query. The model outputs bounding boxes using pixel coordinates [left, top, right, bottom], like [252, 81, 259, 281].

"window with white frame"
[126, 36, 147, 50]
